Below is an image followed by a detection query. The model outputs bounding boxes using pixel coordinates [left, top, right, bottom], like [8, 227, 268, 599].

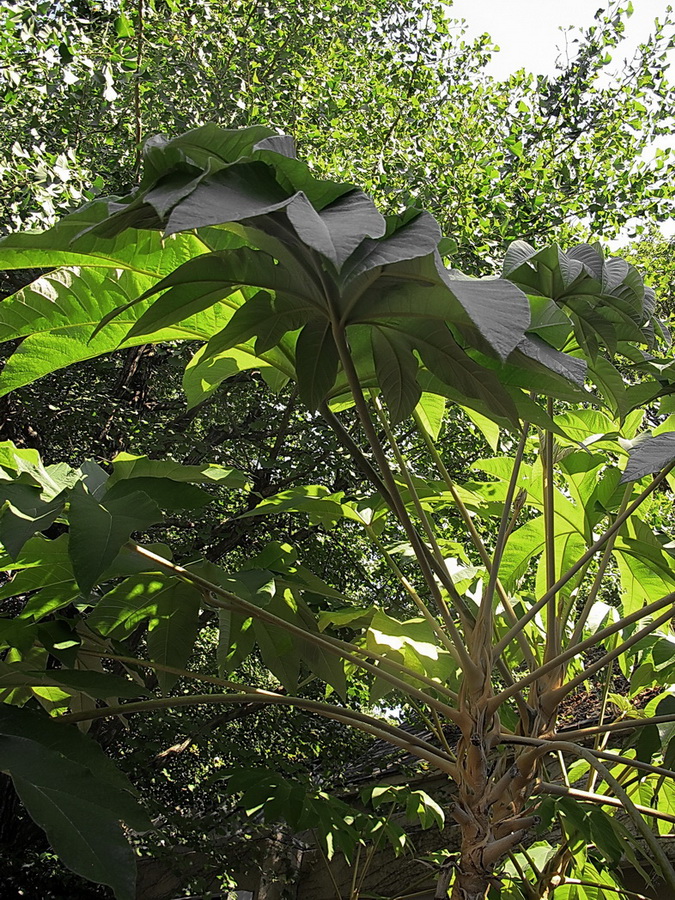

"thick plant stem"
[542, 397, 559, 663]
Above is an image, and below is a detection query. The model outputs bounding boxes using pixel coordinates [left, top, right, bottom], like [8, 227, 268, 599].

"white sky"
[447, 1, 675, 239]
[447, 0, 673, 80]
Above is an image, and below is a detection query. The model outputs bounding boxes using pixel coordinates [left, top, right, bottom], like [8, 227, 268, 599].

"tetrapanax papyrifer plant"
[1, 126, 675, 899]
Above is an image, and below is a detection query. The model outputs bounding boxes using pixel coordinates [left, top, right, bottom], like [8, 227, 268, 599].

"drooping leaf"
[295, 319, 340, 410]
[621, 432, 675, 483]
[371, 326, 421, 423]
[107, 452, 246, 488]
[0, 704, 149, 898]
[0, 737, 138, 900]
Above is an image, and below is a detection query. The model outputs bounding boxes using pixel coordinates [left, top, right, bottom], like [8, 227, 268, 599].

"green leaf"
[87, 572, 175, 638]
[295, 319, 340, 410]
[68, 485, 162, 594]
[238, 486, 345, 527]
[104, 478, 213, 511]
[0, 736, 138, 900]
[107, 452, 246, 488]
[371, 327, 421, 423]
[415, 393, 446, 441]
[0, 488, 67, 558]
[182, 343, 278, 409]
[146, 580, 202, 692]
[621, 431, 675, 482]
[0, 668, 149, 700]
[104, 247, 316, 341]
[0, 256, 235, 396]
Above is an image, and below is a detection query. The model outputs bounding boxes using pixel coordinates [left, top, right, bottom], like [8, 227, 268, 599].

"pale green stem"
[547, 603, 675, 704]
[569, 483, 633, 645]
[561, 879, 650, 899]
[328, 321, 478, 679]
[530, 740, 675, 891]
[587, 632, 617, 794]
[364, 523, 460, 664]
[313, 829, 343, 900]
[536, 781, 675, 827]
[355, 803, 396, 898]
[479, 426, 529, 635]
[371, 392, 474, 626]
[559, 711, 675, 742]
[492, 462, 675, 659]
[558, 558, 592, 631]
[412, 410, 539, 671]
[372, 403, 531, 717]
[502, 733, 675, 781]
[490, 591, 675, 710]
[130, 542, 463, 720]
[350, 845, 362, 900]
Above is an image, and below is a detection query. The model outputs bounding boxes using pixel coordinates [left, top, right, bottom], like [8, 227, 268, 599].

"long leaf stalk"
[59, 691, 459, 776]
[542, 398, 559, 663]
[525, 740, 675, 891]
[559, 712, 675, 742]
[492, 461, 675, 659]
[412, 411, 539, 671]
[545, 603, 675, 708]
[478, 425, 529, 639]
[587, 633, 618, 794]
[328, 319, 478, 679]
[367, 403, 531, 719]
[323, 395, 482, 654]
[568, 482, 633, 645]
[562, 880, 650, 900]
[490, 591, 675, 710]
[363, 522, 461, 661]
[130, 543, 463, 722]
[500, 733, 675, 781]
[371, 393, 474, 627]
[536, 780, 675, 826]
[371, 392, 475, 632]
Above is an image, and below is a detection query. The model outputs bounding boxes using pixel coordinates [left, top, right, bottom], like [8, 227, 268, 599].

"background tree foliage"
[2, 1, 675, 898]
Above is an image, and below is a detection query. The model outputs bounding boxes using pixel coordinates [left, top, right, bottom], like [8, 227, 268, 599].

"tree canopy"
[2, 3, 675, 900]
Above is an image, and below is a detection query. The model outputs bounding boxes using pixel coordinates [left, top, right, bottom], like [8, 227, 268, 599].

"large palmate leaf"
[66, 125, 603, 422]
[503, 241, 654, 343]
[0, 125, 637, 427]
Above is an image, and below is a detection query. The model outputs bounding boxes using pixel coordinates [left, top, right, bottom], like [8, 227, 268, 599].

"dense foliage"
[0, 123, 675, 900]
[3, 2, 675, 899]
